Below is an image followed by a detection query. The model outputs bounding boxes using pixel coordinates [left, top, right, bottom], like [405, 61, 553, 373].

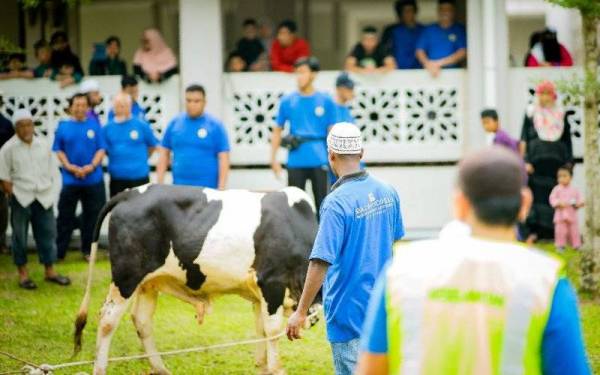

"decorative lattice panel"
[405, 88, 459, 142]
[350, 89, 401, 142]
[232, 91, 283, 145]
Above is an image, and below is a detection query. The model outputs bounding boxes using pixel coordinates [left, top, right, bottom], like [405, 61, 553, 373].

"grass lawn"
[0, 245, 598, 374]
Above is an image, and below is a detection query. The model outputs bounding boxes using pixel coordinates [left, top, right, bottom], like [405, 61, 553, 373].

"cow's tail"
[73, 189, 138, 356]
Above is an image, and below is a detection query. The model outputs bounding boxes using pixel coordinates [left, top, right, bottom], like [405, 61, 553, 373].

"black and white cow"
[73, 184, 319, 375]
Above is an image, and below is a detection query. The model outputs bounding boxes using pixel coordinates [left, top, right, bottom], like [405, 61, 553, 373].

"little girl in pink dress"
[549, 166, 584, 250]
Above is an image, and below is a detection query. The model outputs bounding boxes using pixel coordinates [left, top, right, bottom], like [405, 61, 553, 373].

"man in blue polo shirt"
[108, 75, 146, 123]
[270, 56, 336, 212]
[334, 73, 355, 124]
[390, 0, 425, 69]
[157, 84, 230, 189]
[103, 92, 157, 197]
[286, 123, 404, 375]
[416, 0, 466, 78]
[53, 93, 106, 261]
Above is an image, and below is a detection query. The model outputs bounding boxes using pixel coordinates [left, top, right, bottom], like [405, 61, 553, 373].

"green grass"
[0, 245, 598, 374]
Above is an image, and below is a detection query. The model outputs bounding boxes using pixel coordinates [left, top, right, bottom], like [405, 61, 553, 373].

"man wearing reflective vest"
[356, 146, 590, 375]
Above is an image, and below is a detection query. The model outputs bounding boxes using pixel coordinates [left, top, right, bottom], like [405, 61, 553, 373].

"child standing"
[480, 109, 520, 154]
[549, 166, 584, 250]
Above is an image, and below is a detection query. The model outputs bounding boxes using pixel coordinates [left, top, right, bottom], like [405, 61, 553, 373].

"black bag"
[280, 134, 303, 150]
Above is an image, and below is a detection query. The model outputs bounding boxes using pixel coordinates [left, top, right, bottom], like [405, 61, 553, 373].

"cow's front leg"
[261, 303, 286, 375]
[94, 283, 132, 375]
[131, 286, 171, 375]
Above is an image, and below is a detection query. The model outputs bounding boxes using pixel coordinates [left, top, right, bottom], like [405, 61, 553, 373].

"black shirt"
[0, 113, 15, 149]
[235, 38, 265, 67]
[348, 43, 391, 68]
[89, 57, 127, 76]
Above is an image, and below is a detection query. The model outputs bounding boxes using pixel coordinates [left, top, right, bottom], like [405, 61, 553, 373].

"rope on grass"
[0, 308, 321, 374]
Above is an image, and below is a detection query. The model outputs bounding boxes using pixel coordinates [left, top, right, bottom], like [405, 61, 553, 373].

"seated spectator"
[0, 53, 33, 80]
[416, 0, 467, 78]
[33, 40, 53, 78]
[258, 18, 274, 55]
[226, 51, 247, 72]
[523, 31, 543, 66]
[80, 79, 102, 125]
[133, 28, 178, 83]
[89, 36, 127, 76]
[390, 0, 425, 69]
[0, 109, 70, 289]
[345, 26, 396, 73]
[380, 0, 405, 51]
[270, 20, 310, 72]
[103, 93, 158, 197]
[51, 61, 82, 88]
[50, 31, 84, 76]
[108, 75, 146, 122]
[235, 19, 267, 71]
[525, 28, 573, 67]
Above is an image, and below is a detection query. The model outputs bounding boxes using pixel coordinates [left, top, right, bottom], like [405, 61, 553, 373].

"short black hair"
[558, 164, 573, 176]
[105, 36, 121, 46]
[394, 0, 418, 18]
[362, 25, 378, 34]
[68, 92, 90, 107]
[277, 20, 297, 33]
[121, 75, 138, 89]
[33, 39, 49, 52]
[50, 31, 68, 45]
[438, 0, 456, 6]
[458, 147, 524, 226]
[480, 109, 498, 121]
[294, 56, 320, 72]
[243, 18, 257, 27]
[185, 84, 206, 96]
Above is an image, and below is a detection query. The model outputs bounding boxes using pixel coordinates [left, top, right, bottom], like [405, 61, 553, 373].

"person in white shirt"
[0, 109, 70, 290]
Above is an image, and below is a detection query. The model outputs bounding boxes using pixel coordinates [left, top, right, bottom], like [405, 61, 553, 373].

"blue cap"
[336, 72, 355, 89]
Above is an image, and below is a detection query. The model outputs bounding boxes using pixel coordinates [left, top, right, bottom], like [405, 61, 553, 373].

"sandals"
[44, 275, 71, 286]
[19, 279, 37, 290]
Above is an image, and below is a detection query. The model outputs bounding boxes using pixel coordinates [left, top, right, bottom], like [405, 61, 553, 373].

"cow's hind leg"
[131, 286, 171, 375]
[94, 283, 132, 375]
[253, 302, 268, 372]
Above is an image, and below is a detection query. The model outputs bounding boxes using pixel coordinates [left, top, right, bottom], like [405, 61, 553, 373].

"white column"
[179, 0, 224, 117]
[466, 0, 484, 152]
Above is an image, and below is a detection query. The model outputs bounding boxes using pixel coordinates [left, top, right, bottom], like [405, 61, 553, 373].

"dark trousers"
[288, 167, 330, 214]
[109, 176, 150, 197]
[10, 198, 56, 267]
[0, 193, 8, 248]
[56, 183, 106, 258]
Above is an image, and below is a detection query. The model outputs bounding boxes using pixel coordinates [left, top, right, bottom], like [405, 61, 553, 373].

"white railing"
[223, 69, 467, 165]
[0, 75, 181, 141]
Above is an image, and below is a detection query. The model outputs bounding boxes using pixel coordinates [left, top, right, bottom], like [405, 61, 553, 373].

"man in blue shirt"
[356, 147, 590, 375]
[53, 93, 106, 261]
[416, 0, 467, 78]
[334, 73, 355, 125]
[286, 123, 404, 375]
[271, 57, 336, 212]
[390, 0, 425, 69]
[157, 84, 230, 189]
[103, 92, 158, 197]
[108, 75, 146, 123]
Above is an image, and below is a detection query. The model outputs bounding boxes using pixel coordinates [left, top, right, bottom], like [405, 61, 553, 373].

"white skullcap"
[327, 122, 363, 154]
[79, 79, 100, 94]
[12, 108, 33, 124]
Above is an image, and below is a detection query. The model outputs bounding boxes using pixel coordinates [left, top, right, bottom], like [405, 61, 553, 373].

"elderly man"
[0, 109, 70, 289]
[53, 93, 106, 261]
[286, 123, 404, 375]
[103, 93, 158, 196]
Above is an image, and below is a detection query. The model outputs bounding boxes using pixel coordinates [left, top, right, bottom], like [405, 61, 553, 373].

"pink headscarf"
[133, 29, 177, 75]
[532, 80, 564, 142]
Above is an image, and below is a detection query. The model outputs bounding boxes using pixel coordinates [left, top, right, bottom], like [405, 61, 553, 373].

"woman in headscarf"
[520, 80, 573, 244]
[133, 28, 178, 83]
[525, 28, 573, 67]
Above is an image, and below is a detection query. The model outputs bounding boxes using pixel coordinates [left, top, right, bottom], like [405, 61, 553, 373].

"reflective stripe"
[400, 295, 425, 374]
[500, 284, 535, 375]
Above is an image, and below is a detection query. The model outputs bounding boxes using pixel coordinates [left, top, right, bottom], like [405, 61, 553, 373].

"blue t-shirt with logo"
[416, 23, 467, 66]
[309, 172, 404, 343]
[52, 118, 106, 186]
[161, 112, 230, 188]
[102, 117, 158, 180]
[392, 23, 425, 69]
[107, 101, 146, 123]
[276, 91, 336, 168]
